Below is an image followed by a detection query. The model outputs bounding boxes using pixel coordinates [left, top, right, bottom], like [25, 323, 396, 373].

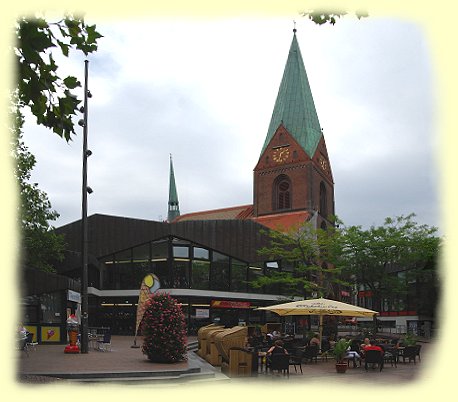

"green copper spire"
[167, 154, 180, 222]
[260, 30, 323, 158]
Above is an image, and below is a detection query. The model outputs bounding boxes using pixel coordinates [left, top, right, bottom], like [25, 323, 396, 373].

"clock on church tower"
[252, 30, 334, 225]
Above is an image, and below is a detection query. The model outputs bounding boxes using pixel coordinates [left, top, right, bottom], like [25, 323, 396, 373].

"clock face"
[319, 156, 328, 171]
[272, 147, 290, 163]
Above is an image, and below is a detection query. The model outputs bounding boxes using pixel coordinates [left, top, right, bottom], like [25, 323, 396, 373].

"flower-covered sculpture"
[141, 292, 187, 363]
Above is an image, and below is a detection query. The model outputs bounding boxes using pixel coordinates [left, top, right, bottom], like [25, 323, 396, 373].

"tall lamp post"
[79, 59, 92, 353]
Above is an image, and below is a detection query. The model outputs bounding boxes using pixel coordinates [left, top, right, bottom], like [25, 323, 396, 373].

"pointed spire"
[167, 154, 180, 222]
[260, 29, 323, 158]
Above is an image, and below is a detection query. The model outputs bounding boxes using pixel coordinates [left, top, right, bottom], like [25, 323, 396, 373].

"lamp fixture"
[86, 186, 93, 194]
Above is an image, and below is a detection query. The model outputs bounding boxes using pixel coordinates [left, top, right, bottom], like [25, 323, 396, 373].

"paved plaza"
[15, 335, 436, 387]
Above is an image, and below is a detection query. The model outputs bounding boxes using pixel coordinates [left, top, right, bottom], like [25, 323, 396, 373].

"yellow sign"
[25, 325, 38, 342]
[135, 274, 160, 337]
[40, 326, 61, 342]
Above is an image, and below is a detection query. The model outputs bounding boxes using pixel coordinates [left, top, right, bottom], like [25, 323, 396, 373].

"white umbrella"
[258, 297, 378, 350]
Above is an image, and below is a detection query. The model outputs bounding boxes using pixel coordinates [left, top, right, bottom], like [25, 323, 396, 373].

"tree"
[301, 9, 369, 25]
[336, 214, 441, 316]
[251, 220, 349, 299]
[11, 100, 65, 272]
[14, 15, 103, 141]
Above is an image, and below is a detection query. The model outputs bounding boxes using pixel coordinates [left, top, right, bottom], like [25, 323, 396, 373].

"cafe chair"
[17, 337, 29, 357]
[288, 350, 304, 374]
[269, 353, 290, 377]
[401, 345, 417, 364]
[364, 350, 384, 372]
[383, 348, 398, 368]
[25, 332, 38, 352]
[303, 345, 319, 364]
[96, 332, 112, 352]
[415, 344, 422, 362]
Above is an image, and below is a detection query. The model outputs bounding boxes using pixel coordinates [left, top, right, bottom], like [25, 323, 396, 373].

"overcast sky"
[21, 16, 441, 232]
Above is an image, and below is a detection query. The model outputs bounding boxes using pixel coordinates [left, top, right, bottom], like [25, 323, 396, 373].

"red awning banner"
[210, 300, 251, 309]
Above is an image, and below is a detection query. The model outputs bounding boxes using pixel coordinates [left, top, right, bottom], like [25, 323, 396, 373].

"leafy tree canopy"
[14, 15, 103, 141]
[11, 100, 66, 272]
[301, 9, 369, 25]
[252, 219, 349, 298]
[336, 213, 441, 309]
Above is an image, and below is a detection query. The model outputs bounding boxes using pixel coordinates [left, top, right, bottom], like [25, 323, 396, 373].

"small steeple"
[167, 154, 180, 222]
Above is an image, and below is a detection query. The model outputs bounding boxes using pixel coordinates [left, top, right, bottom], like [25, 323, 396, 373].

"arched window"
[273, 175, 292, 211]
[319, 181, 327, 218]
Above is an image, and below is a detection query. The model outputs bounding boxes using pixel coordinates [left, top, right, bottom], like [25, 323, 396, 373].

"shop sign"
[210, 300, 251, 309]
[195, 308, 210, 318]
[67, 290, 81, 303]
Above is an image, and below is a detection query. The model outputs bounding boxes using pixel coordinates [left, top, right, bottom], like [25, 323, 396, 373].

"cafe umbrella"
[257, 297, 379, 350]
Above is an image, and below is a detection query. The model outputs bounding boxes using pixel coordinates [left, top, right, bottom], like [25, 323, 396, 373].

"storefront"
[22, 269, 81, 344]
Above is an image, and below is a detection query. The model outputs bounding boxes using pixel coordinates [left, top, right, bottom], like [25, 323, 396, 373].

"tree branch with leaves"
[14, 15, 103, 141]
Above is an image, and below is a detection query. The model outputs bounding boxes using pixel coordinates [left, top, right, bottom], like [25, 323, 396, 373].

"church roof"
[174, 205, 311, 232]
[260, 31, 323, 159]
[173, 205, 253, 222]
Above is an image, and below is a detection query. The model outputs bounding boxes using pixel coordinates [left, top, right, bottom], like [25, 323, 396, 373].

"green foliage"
[15, 15, 103, 141]
[336, 214, 441, 311]
[10, 100, 65, 272]
[253, 219, 349, 298]
[331, 338, 351, 362]
[141, 293, 187, 363]
[402, 333, 417, 346]
[301, 9, 368, 25]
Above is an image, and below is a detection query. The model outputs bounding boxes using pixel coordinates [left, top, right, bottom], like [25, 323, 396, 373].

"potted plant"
[331, 338, 351, 373]
[141, 292, 187, 363]
[402, 333, 417, 346]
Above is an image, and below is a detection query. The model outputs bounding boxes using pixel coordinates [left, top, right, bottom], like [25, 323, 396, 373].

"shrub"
[141, 292, 187, 363]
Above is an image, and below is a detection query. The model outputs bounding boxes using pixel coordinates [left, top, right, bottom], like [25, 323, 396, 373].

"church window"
[273, 175, 292, 211]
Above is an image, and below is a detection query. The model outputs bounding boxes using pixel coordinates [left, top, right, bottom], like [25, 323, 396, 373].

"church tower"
[253, 29, 335, 229]
[167, 154, 180, 222]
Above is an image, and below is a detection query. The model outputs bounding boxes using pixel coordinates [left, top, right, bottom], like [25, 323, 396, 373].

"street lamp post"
[80, 59, 91, 353]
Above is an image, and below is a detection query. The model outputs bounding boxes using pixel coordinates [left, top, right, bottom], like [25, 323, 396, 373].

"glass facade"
[98, 236, 288, 295]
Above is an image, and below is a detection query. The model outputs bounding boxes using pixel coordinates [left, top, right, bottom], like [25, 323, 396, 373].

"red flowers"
[141, 292, 187, 363]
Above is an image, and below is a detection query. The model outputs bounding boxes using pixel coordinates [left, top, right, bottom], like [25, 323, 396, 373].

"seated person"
[267, 339, 289, 356]
[360, 337, 371, 350]
[308, 334, 320, 347]
[271, 330, 281, 338]
[363, 339, 384, 355]
[345, 338, 361, 366]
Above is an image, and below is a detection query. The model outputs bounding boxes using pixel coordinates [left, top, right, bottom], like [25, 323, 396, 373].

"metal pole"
[80, 59, 89, 353]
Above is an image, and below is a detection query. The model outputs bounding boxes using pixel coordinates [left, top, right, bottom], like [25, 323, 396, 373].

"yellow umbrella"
[258, 297, 378, 350]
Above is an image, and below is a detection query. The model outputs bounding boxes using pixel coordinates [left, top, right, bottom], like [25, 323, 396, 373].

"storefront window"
[265, 261, 280, 294]
[231, 259, 247, 292]
[40, 292, 62, 323]
[191, 260, 210, 289]
[173, 246, 189, 258]
[151, 239, 168, 260]
[173, 260, 189, 288]
[211, 252, 230, 291]
[193, 247, 209, 260]
[153, 260, 171, 288]
[247, 264, 263, 293]
[132, 243, 151, 287]
[115, 249, 136, 289]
